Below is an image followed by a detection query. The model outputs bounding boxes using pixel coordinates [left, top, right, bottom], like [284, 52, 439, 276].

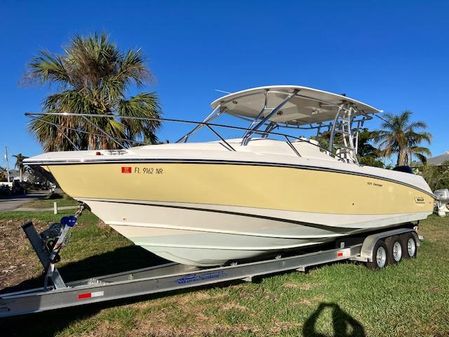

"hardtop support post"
[241, 89, 299, 146]
[177, 105, 222, 143]
[262, 121, 278, 138]
[328, 103, 359, 163]
[246, 90, 269, 132]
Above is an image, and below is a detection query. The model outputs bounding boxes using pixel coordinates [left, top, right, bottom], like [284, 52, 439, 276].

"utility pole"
[4, 146, 10, 183]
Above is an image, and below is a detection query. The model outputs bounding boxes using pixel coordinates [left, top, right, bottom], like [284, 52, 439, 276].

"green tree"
[421, 161, 449, 191]
[312, 128, 384, 167]
[26, 33, 161, 151]
[311, 131, 331, 150]
[357, 129, 384, 168]
[375, 111, 431, 166]
[13, 153, 28, 182]
[0, 167, 6, 182]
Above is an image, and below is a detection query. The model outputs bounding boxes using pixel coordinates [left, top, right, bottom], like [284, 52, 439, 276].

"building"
[428, 151, 449, 166]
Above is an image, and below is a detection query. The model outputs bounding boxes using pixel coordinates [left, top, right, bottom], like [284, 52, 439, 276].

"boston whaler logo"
[414, 196, 425, 204]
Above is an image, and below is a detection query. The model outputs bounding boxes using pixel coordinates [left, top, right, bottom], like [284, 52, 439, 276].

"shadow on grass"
[1, 245, 167, 294]
[0, 245, 168, 337]
[303, 302, 365, 337]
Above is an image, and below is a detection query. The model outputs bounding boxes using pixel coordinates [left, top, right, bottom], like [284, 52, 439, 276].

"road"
[0, 191, 49, 211]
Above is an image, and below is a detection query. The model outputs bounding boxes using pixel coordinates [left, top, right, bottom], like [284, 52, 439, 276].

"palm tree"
[13, 153, 28, 182]
[375, 111, 431, 166]
[26, 33, 161, 151]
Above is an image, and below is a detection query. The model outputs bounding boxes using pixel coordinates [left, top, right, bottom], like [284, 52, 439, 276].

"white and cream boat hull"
[27, 140, 435, 266]
[85, 199, 430, 266]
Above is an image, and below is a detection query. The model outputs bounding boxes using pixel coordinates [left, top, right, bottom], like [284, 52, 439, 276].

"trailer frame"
[0, 219, 420, 318]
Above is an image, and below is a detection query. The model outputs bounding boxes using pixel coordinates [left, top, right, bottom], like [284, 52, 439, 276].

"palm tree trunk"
[397, 149, 408, 166]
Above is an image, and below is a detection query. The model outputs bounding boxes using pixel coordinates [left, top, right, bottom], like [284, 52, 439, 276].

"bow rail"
[24, 111, 370, 162]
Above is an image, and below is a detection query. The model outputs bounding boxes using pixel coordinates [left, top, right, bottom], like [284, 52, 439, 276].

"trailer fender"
[359, 228, 420, 262]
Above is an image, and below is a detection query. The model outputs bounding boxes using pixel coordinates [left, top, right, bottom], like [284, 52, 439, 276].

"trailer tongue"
[0, 207, 420, 318]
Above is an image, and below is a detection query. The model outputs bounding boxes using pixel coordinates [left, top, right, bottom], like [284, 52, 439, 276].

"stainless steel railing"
[25, 112, 341, 159]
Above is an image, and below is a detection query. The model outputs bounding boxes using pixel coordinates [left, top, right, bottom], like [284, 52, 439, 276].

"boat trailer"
[0, 212, 421, 318]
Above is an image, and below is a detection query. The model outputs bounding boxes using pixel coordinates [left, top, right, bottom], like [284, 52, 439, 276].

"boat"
[25, 85, 435, 266]
[434, 189, 449, 217]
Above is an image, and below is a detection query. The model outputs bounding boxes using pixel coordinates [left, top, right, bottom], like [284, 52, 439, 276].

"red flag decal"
[78, 293, 92, 300]
[77, 291, 104, 300]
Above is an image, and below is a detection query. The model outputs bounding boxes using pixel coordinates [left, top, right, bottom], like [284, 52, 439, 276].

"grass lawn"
[19, 194, 79, 209]
[0, 211, 448, 337]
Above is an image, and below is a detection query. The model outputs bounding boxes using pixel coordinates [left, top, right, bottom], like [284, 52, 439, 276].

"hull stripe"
[86, 198, 420, 233]
[88, 198, 354, 231]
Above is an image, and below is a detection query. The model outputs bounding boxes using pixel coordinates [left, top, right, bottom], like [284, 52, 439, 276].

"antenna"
[214, 89, 231, 94]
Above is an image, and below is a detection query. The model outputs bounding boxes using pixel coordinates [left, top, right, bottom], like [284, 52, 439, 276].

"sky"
[1, 0, 448, 166]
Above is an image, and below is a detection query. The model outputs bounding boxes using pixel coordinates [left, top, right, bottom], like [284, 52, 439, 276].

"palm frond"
[413, 153, 428, 165]
[25, 33, 161, 150]
[27, 51, 70, 87]
[408, 121, 427, 130]
[410, 146, 432, 156]
[119, 92, 161, 144]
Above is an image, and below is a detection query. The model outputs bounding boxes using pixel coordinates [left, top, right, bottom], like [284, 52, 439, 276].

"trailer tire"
[366, 240, 388, 269]
[385, 236, 402, 264]
[401, 233, 417, 259]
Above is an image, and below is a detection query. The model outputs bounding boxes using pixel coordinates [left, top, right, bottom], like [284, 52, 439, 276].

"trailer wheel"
[385, 236, 402, 264]
[401, 233, 417, 259]
[366, 240, 388, 269]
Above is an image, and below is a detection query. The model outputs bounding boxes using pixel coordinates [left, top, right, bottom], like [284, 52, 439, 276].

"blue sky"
[1, 0, 448, 165]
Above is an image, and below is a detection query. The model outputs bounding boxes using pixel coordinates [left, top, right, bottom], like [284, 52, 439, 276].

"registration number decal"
[136, 167, 164, 175]
[121, 166, 164, 175]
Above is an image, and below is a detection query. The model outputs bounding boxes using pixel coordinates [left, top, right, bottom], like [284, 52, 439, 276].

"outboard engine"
[434, 189, 449, 217]
[393, 165, 414, 174]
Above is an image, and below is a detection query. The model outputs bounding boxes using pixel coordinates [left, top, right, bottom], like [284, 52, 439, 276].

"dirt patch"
[283, 282, 316, 290]
[191, 290, 227, 301]
[296, 295, 324, 306]
[270, 320, 301, 334]
[96, 220, 109, 229]
[123, 289, 228, 313]
[129, 320, 262, 337]
[221, 302, 248, 311]
[77, 321, 110, 337]
[0, 220, 46, 290]
[123, 314, 299, 337]
[296, 298, 313, 305]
